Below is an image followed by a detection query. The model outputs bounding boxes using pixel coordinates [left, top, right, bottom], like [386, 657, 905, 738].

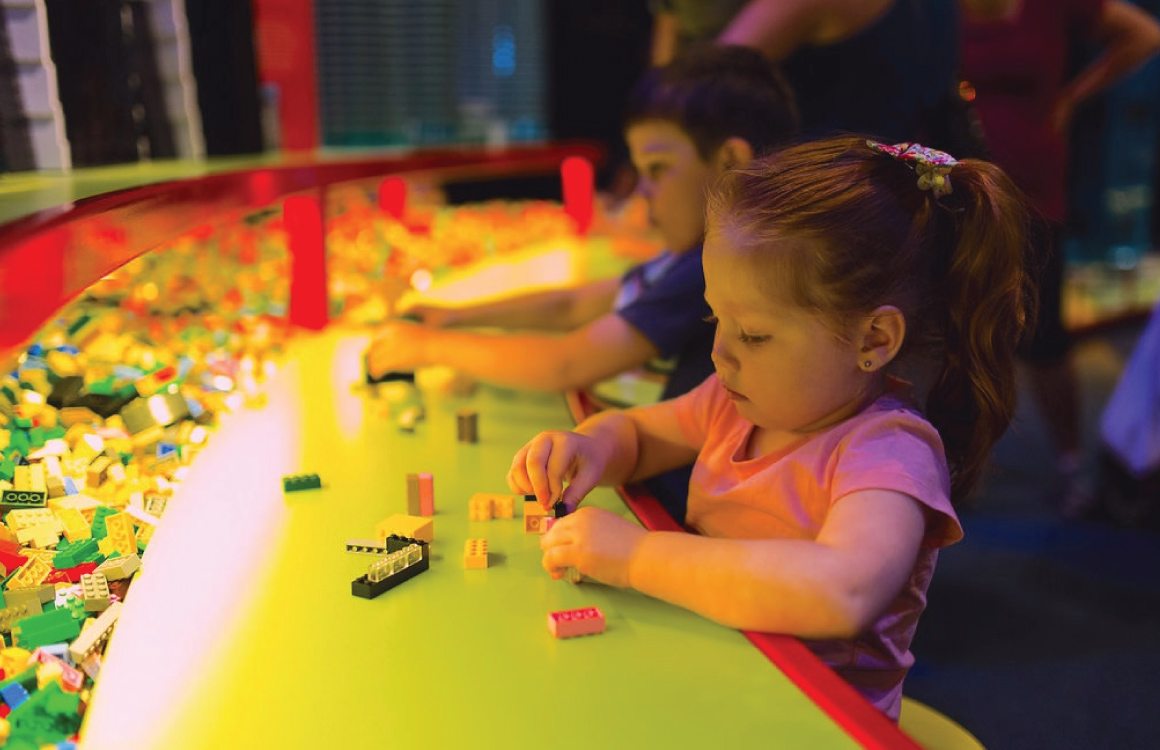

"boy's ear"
[713, 137, 754, 172]
[856, 306, 906, 372]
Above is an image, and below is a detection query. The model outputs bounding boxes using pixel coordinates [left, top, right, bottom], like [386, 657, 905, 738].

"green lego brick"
[53, 539, 98, 569]
[12, 608, 81, 650]
[0, 489, 47, 508]
[12, 418, 31, 430]
[89, 506, 118, 540]
[0, 458, 15, 482]
[282, 473, 322, 493]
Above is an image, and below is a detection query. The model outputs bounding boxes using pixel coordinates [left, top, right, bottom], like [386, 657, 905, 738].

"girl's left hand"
[540, 506, 648, 588]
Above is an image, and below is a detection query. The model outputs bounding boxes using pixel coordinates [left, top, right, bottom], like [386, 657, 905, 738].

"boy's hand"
[539, 507, 647, 588]
[366, 321, 428, 378]
[507, 430, 608, 512]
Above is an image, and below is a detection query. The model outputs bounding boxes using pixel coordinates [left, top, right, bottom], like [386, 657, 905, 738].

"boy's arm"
[626, 489, 927, 638]
[403, 278, 619, 331]
[367, 312, 660, 392]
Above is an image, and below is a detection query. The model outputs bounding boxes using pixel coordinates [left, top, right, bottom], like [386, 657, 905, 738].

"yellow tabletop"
[78, 329, 860, 750]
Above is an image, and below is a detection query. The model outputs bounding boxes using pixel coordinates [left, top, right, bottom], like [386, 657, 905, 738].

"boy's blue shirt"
[614, 244, 715, 402]
[614, 244, 714, 522]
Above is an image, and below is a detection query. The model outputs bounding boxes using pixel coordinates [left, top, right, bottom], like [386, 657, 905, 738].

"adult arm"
[1055, 0, 1160, 129]
[716, 0, 893, 61]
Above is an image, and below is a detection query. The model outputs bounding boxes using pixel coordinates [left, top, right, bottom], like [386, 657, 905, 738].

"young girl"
[507, 136, 1034, 720]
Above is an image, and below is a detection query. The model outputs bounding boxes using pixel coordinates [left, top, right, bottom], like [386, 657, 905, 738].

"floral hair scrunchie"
[866, 140, 960, 196]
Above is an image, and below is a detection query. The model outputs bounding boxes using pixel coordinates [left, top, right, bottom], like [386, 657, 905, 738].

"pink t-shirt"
[672, 374, 963, 721]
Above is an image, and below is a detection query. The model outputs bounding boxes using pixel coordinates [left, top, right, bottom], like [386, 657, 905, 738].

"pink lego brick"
[418, 472, 434, 516]
[547, 607, 606, 639]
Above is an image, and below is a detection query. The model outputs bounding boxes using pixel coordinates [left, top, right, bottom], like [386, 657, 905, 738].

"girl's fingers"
[523, 436, 555, 506]
[559, 459, 601, 512]
[507, 444, 533, 493]
[541, 540, 575, 576]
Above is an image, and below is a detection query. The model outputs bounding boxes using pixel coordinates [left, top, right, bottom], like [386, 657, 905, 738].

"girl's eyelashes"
[703, 314, 769, 345]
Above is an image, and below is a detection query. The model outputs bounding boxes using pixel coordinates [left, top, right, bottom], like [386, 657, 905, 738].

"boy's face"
[626, 120, 718, 252]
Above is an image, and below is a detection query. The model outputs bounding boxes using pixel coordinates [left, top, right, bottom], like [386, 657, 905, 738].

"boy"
[366, 45, 798, 516]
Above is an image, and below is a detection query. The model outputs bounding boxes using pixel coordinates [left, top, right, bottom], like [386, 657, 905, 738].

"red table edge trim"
[564, 390, 923, 750]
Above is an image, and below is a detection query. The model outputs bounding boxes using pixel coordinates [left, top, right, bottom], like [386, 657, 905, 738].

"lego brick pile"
[0, 190, 619, 747]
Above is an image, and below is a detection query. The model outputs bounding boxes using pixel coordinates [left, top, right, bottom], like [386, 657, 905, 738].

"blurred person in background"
[651, 0, 960, 145]
[960, 0, 1160, 517]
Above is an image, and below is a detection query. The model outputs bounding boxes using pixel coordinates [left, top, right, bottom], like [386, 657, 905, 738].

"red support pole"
[561, 156, 594, 236]
[378, 177, 407, 220]
[284, 194, 328, 330]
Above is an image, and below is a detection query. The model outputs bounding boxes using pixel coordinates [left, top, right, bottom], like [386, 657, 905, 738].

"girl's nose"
[711, 333, 737, 371]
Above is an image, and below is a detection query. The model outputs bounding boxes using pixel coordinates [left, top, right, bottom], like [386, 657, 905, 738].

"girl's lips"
[722, 384, 747, 401]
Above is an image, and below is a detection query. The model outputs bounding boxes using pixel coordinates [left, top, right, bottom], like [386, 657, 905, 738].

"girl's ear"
[856, 306, 906, 372]
[713, 137, 754, 172]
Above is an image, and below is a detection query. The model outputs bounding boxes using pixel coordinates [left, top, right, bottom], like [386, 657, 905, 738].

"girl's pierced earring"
[862, 360, 874, 371]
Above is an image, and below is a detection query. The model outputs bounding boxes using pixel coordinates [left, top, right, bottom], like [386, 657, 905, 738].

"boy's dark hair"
[625, 44, 800, 159]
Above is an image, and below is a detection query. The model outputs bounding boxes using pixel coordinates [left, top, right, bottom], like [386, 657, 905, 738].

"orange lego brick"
[418, 472, 434, 516]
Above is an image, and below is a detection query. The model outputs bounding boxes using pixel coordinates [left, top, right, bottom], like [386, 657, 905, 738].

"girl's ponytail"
[926, 161, 1036, 501]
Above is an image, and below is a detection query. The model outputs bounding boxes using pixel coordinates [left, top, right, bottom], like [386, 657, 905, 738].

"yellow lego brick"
[57, 507, 92, 542]
[5, 509, 58, 533]
[7, 557, 51, 589]
[12, 465, 29, 492]
[97, 537, 118, 557]
[374, 514, 433, 543]
[135, 523, 155, 548]
[48, 494, 101, 519]
[494, 494, 516, 519]
[15, 525, 59, 549]
[468, 493, 493, 521]
[524, 498, 548, 534]
[86, 457, 111, 489]
[0, 648, 31, 678]
[463, 538, 488, 569]
[103, 513, 137, 557]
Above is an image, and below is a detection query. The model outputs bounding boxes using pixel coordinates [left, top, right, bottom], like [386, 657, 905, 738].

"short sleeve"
[616, 248, 712, 360]
[671, 373, 730, 451]
[831, 410, 962, 547]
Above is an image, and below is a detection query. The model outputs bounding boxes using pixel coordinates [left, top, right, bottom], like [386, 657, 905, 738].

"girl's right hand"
[507, 430, 610, 512]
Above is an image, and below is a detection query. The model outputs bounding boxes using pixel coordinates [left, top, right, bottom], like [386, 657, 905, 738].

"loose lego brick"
[86, 457, 112, 489]
[53, 539, 99, 568]
[418, 472, 434, 516]
[68, 601, 122, 663]
[282, 473, 322, 493]
[0, 602, 39, 634]
[494, 494, 515, 519]
[6, 557, 51, 589]
[457, 409, 478, 443]
[80, 573, 110, 612]
[4, 509, 59, 533]
[57, 507, 92, 543]
[94, 553, 139, 581]
[0, 489, 47, 508]
[28, 648, 83, 692]
[543, 517, 558, 533]
[463, 539, 488, 569]
[374, 514, 433, 543]
[547, 607, 606, 639]
[12, 607, 81, 650]
[405, 472, 421, 516]
[0, 683, 27, 709]
[102, 513, 136, 557]
[345, 539, 389, 555]
[351, 543, 429, 599]
[468, 493, 493, 521]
